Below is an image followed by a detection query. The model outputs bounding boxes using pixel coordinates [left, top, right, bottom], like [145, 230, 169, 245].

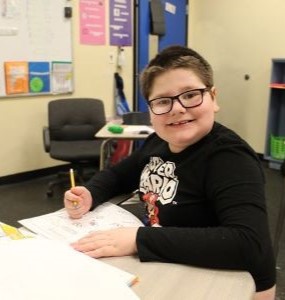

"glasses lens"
[150, 98, 172, 114]
[179, 90, 203, 107]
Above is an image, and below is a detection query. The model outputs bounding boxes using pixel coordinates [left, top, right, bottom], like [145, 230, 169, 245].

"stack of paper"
[0, 238, 139, 300]
[0, 203, 144, 299]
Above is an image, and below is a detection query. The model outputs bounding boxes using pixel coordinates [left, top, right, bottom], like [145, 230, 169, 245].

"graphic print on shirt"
[141, 192, 159, 225]
[139, 157, 179, 225]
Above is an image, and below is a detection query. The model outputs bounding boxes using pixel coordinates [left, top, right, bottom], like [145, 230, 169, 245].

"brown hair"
[140, 45, 214, 100]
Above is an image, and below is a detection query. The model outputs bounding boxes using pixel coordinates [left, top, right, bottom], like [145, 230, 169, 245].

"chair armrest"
[43, 126, 51, 152]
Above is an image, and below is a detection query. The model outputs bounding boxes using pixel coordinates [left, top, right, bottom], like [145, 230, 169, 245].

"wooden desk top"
[102, 256, 255, 300]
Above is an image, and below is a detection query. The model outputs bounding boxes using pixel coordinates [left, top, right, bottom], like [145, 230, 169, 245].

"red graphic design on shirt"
[142, 192, 160, 225]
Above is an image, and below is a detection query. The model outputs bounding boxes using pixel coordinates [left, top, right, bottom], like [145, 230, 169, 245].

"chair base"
[46, 173, 70, 197]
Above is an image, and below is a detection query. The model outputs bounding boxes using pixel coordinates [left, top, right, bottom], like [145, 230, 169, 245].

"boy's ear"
[210, 87, 220, 112]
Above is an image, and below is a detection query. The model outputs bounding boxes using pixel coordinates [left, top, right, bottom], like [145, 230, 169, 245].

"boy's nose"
[171, 98, 187, 113]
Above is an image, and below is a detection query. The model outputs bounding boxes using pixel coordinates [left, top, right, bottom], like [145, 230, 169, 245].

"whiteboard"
[0, 0, 73, 97]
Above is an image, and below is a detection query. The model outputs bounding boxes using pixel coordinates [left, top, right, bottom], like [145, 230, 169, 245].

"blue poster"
[29, 62, 50, 93]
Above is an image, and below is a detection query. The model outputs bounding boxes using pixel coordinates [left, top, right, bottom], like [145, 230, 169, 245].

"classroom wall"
[2, 1, 285, 177]
[0, 2, 133, 177]
[188, 0, 285, 153]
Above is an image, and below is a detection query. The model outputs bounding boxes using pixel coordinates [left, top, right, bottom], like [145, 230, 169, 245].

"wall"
[188, 0, 285, 153]
[3, 1, 285, 177]
[0, 1, 133, 177]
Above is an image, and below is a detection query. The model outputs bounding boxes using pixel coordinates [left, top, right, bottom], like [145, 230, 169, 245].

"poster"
[109, 0, 132, 46]
[29, 62, 50, 93]
[4, 61, 29, 94]
[80, 0, 106, 45]
[51, 61, 73, 93]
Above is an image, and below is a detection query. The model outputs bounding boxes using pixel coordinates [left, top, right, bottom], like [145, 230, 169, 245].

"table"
[95, 124, 152, 170]
[13, 224, 254, 299]
[102, 256, 255, 300]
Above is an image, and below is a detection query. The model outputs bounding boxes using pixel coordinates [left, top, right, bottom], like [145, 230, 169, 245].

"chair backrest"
[122, 111, 151, 125]
[48, 98, 106, 141]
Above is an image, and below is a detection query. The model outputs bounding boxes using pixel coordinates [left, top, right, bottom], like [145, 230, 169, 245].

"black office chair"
[43, 98, 106, 196]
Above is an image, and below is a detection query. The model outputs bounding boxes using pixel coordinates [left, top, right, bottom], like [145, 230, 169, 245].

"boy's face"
[148, 68, 219, 153]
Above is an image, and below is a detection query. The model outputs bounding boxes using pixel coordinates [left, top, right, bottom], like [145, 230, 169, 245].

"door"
[158, 0, 188, 51]
[134, 0, 188, 112]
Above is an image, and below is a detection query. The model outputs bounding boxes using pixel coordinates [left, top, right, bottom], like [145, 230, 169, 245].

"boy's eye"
[182, 91, 198, 99]
[156, 98, 171, 106]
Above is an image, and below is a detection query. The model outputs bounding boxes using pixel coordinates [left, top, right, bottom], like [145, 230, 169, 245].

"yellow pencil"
[69, 168, 78, 207]
[69, 168, 76, 188]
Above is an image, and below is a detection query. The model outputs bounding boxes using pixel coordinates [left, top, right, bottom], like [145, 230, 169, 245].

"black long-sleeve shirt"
[85, 122, 276, 292]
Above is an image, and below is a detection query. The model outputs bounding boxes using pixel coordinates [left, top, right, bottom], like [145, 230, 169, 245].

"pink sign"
[80, 0, 106, 45]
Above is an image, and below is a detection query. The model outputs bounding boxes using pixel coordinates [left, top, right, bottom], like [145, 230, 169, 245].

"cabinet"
[264, 59, 285, 169]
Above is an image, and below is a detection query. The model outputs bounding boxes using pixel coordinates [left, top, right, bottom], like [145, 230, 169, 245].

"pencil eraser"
[107, 125, 124, 134]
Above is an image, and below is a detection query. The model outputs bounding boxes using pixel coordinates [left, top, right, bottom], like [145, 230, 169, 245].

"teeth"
[172, 120, 189, 125]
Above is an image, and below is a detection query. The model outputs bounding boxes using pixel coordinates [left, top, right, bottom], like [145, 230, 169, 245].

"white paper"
[123, 125, 154, 134]
[51, 61, 73, 93]
[165, 2, 176, 14]
[0, 238, 139, 300]
[18, 202, 144, 243]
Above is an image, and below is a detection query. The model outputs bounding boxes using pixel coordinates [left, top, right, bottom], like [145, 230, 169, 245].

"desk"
[96, 124, 152, 170]
[102, 256, 255, 300]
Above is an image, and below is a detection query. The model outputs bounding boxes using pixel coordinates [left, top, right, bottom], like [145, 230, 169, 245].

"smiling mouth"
[168, 120, 194, 126]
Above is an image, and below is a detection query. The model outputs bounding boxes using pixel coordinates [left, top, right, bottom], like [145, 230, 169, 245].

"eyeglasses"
[147, 87, 211, 115]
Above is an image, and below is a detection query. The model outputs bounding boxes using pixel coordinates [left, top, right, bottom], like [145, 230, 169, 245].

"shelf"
[264, 155, 283, 170]
[265, 59, 285, 169]
[268, 161, 282, 170]
[264, 154, 284, 163]
[270, 83, 285, 89]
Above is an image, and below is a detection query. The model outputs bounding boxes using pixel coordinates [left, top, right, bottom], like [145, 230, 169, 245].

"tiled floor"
[0, 164, 284, 299]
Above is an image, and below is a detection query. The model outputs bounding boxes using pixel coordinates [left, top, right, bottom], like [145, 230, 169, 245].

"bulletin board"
[0, 0, 73, 98]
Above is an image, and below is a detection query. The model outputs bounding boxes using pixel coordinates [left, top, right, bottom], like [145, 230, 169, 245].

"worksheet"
[18, 202, 144, 243]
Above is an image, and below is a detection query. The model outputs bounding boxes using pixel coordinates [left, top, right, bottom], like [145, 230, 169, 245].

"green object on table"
[107, 124, 124, 134]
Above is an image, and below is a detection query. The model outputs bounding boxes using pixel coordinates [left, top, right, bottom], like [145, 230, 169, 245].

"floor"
[0, 164, 284, 299]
